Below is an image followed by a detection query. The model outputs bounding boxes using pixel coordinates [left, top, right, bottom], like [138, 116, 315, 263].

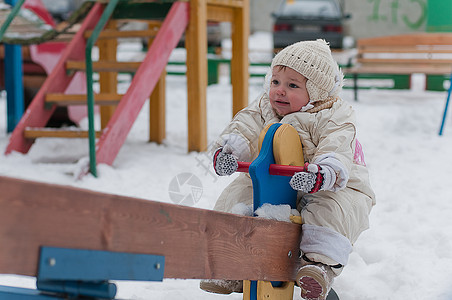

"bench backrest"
[356, 33, 452, 68]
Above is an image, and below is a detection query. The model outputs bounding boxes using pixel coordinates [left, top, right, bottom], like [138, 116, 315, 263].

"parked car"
[272, 0, 350, 49]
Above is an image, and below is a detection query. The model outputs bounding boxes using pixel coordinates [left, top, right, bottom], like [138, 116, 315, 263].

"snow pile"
[255, 203, 300, 222]
[230, 202, 253, 216]
[230, 202, 300, 223]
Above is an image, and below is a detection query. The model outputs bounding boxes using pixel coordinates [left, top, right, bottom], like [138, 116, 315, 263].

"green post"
[85, 0, 121, 177]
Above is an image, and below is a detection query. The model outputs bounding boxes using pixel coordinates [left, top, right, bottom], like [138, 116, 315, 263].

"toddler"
[201, 39, 375, 300]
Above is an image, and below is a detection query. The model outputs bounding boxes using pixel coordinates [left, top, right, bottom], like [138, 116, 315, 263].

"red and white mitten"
[213, 134, 251, 176]
[213, 148, 238, 176]
[290, 163, 324, 193]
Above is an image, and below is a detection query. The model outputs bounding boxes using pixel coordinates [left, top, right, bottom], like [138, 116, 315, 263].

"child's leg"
[295, 189, 372, 299]
[299, 188, 373, 266]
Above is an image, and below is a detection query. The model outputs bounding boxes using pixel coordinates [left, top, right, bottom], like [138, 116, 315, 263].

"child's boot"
[295, 254, 341, 300]
[199, 279, 243, 294]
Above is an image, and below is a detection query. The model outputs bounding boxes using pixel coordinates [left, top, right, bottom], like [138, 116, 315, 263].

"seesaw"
[0, 123, 337, 299]
[0, 180, 301, 299]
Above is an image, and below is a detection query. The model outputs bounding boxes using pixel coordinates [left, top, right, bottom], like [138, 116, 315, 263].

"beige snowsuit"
[212, 92, 375, 266]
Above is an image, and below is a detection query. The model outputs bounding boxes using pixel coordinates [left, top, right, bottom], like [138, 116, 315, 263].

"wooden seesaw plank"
[0, 176, 302, 281]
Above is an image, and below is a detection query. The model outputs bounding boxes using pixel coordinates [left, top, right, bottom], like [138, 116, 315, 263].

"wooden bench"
[343, 33, 452, 100]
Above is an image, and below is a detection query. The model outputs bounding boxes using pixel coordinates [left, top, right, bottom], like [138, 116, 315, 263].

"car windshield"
[278, 0, 340, 18]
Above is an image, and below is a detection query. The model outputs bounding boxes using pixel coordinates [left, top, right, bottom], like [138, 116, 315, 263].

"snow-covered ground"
[1, 33, 452, 300]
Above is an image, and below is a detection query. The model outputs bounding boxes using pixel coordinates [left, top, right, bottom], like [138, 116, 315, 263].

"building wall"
[250, 0, 428, 40]
[249, 0, 281, 34]
[343, 0, 427, 39]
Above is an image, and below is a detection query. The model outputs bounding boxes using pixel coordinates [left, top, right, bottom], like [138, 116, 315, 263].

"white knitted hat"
[270, 39, 343, 102]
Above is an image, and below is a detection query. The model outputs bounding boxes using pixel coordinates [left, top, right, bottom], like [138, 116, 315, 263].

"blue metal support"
[36, 280, 116, 299]
[0, 286, 60, 300]
[3, 0, 25, 132]
[439, 72, 452, 135]
[5, 44, 24, 133]
[0, 247, 165, 299]
[38, 247, 165, 282]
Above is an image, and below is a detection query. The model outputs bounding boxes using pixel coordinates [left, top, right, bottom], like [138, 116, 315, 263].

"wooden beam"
[0, 45, 32, 60]
[357, 33, 452, 46]
[22, 75, 46, 90]
[45, 93, 123, 106]
[186, 0, 208, 152]
[0, 176, 302, 281]
[344, 64, 452, 75]
[230, 3, 249, 115]
[357, 58, 452, 65]
[358, 46, 452, 54]
[207, 0, 244, 8]
[99, 20, 118, 130]
[207, 5, 234, 22]
[149, 68, 166, 144]
[148, 23, 166, 144]
[66, 60, 141, 73]
[24, 129, 101, 138]
[84, 28, 159, 39]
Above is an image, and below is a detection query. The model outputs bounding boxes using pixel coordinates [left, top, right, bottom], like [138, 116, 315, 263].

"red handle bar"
[237, 161, 306, 177]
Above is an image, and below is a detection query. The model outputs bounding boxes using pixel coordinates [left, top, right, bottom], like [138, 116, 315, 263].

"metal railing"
[85, 0, 122, 177]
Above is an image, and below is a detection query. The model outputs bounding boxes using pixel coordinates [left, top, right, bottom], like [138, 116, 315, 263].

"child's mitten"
[290, 162, 336, 193]
[213, 148, 238, 176]
[213, 134, 250, 176]
[290, 163, 323, 193]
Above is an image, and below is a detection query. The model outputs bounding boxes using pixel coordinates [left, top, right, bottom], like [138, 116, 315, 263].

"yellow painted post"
[149, 70, 166, 143]
[185, 0, 207, 151]
[186, 0, 208, 152]
[230, 0, 249, 115]
[98, 20, 118, 130]
[148, 20, 166, 144]
[243, 280, 295, 300]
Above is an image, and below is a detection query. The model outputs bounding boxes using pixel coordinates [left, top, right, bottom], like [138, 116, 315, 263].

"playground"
[1, 1, 452, 300]
[1, 31, 452, 298]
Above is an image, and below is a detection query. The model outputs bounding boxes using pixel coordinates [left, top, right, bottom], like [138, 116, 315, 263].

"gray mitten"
[213, 148, 238, 176]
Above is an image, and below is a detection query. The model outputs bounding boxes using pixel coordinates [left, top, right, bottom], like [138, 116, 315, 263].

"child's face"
[269, 66, 310, 116]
